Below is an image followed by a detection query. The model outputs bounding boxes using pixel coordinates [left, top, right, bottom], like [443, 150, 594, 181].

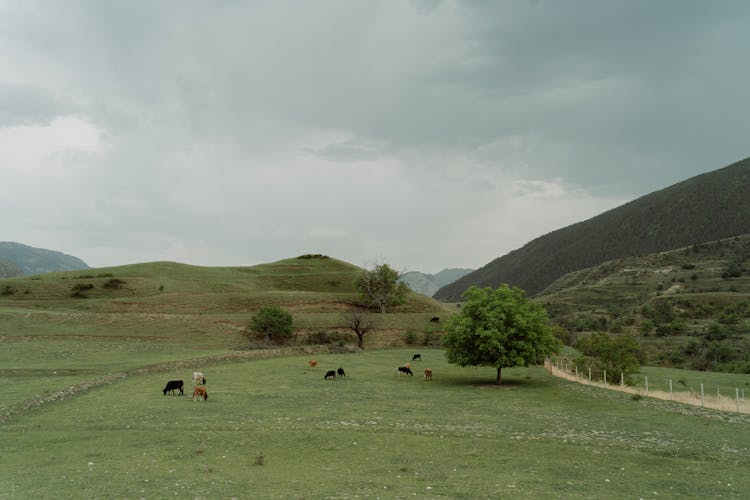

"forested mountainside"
[435, 156, 750, 300]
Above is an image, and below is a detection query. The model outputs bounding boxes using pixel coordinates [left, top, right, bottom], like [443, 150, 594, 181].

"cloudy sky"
[1, 1, 748, 274]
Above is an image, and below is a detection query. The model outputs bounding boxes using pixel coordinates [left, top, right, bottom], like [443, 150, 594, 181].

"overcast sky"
[1, 1, 748, 274]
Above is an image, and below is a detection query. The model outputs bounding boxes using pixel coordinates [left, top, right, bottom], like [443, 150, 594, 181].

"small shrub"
[102, 278, 126, 289]
[403, 331, 418, 345]
[1, 285, 15, 295]
[254, 453, 264, 466]
[631, 393, 643, 401]
[250, 306, 294, 343]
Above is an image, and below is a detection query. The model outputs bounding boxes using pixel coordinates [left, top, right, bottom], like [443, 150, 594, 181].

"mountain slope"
[0, 257, 22, 278]
[435, 156, 750, 300]
[399, 268, 473, 296]
[0, 242, 89, 276]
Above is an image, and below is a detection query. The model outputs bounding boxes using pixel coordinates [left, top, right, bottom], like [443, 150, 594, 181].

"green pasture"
[1, 349, 749, 499]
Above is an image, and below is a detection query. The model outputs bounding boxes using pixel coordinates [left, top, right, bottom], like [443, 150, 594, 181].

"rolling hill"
[0, 242, 89, 276]
[435, 156, 750, 301]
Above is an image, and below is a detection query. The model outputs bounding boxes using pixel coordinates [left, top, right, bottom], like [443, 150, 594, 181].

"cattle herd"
[161, 355, 433, 402]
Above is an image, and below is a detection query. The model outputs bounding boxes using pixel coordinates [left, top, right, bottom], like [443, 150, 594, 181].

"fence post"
[575, 366, 578, 380]
[620, 372, 624, 387]
[718, 387, 721, 398]
[669, 379, 673, 401]
[737, 388, 740, 413]
[604, 370, 607, 385]
[645, 376, 649, 395]
[588, 368, 591, 385]
[700, 383, 704, 407]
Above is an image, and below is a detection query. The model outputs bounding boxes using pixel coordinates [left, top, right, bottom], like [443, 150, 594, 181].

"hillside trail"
[0, 346, 327, 424]
[545, 359, 750, 415]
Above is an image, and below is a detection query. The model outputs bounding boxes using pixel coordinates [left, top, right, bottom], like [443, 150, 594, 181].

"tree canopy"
[250, 306, 294, 342]
[355, 263, 409, 313]
[443, 285, 560, 385]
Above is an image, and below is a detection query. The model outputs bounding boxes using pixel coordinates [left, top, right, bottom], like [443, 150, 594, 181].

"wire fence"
[545, 358, 749, 415]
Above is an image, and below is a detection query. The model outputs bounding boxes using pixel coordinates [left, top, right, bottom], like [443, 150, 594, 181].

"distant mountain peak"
[0, 242, 89, 276]
[399, 268, 473, 297]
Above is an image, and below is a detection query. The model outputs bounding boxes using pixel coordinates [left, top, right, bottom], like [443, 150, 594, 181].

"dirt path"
[545, 360, 750, 415]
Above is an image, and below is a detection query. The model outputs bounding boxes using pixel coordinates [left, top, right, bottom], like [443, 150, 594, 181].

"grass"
[1, 348, 749, 498]
[2, 256, 750, 497]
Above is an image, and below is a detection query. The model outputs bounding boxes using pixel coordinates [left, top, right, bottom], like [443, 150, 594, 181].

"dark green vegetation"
[249, 306, 294, 342]
[538, 234, 750, 373]
[1, 350, 749, 498]
[0, 241, 89, 276]
[436, 156, 750, 300]
[444, 285, 561, 384]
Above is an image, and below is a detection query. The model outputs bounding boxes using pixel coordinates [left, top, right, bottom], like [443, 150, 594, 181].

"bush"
[102, 278, 126, 289]
[250, 306, 294, 342]
[403, 331, 418, 345]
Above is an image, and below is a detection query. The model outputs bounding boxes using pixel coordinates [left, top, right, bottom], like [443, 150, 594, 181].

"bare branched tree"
[341, 307, 379, 349]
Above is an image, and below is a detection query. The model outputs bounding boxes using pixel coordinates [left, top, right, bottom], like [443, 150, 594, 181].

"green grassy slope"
[436, 156, 750, 300]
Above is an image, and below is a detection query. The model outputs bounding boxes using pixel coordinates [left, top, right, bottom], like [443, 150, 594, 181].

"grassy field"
[2, 256, 750, 498]
[1, 348, 749, 499]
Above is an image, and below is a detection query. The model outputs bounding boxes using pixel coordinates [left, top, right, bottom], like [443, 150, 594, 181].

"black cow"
[430, 317, 440, 323]
[163, 380, 184, 395]
[324, 370, 336, 380]
[337, 367, 346, 377]
[396, 366, 414, 376]
[411, 353, 422, 361]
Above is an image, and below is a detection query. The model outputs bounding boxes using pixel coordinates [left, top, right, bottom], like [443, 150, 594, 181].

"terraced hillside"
[537, 234, 750, 372]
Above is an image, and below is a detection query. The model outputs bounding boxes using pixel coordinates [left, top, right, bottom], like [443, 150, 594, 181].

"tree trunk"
[357, 333, 364, 349]
[496, 366, 502, 385]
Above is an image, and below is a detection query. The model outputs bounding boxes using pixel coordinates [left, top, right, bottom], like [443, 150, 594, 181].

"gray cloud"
[0, 1, 747, 273]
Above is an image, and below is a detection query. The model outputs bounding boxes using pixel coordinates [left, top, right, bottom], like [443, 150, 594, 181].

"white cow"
[192, 371, 206, 386]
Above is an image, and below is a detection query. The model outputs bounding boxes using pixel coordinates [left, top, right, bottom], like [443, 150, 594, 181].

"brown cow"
[309, 359, 318, 368]
[193, 386, 208, 402]
[424, 368, 432, 381]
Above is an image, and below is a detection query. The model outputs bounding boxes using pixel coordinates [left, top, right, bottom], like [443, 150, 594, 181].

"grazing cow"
[162, 380, 184, 395]
[192, 372, 206, 386]
[337, 367, 346, 377]
[192, 386, 208, 402]
[424, 368, 433, 381]
[324, 370, 336, 380]
[411, 354, 421, 361]
[396, 366, 414, 376]
[309, 359, 318, 368]
[430, 317, 440, 323]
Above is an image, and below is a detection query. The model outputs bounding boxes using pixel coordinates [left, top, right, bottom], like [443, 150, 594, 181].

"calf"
[192, 371, 206, 386]
[396, 366, 414, 376]
[192, 386, 208, 402]
[337, 367, 346, 377]
[424, 368, 433, 381]
[411, 354, 421, 361]
[162, 380, 184, 395]
[324, 370, 336, 380]
[309, 359, 318, 368]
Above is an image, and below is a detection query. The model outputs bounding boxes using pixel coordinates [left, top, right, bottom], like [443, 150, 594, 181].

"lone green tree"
[443, 285, 561, 385]
[355, 263, 409, 313]
[250, 306, 294, 343]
